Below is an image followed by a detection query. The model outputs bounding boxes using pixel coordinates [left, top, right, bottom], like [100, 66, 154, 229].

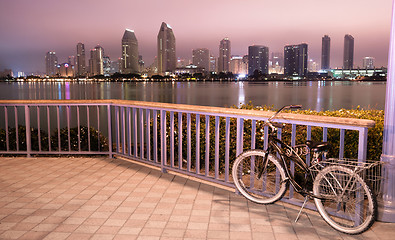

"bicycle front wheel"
[232, 150, 287, 204]
[313, 165, 376, 234]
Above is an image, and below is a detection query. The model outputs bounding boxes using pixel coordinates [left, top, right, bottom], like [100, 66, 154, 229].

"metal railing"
[0, 99, 375, 206]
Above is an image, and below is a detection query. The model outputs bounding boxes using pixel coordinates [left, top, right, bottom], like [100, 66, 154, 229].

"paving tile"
[1, 157, 395, 240]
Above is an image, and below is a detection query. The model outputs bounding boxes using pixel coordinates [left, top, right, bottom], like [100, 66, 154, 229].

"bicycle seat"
[305, 140, 331, 152]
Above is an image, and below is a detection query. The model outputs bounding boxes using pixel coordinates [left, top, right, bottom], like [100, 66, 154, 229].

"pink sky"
[0, 0, 392, 73]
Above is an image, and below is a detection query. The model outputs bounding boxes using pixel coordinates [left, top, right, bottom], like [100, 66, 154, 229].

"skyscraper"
[76, 43, 86, 76]
[121, 29, 139, 74]
[284, 43, 308, 77]
[321, 35, 331, 70]
[45, 51, 58, 76]
[89, 45, 104, 76]
[218, 38, 231, 72]
[363, 57, 375, 69]
[248, 45, 269, 75]
[192, 48, 210, 71]
[343, 34, 354, 69]
[157, 22, 176, 74]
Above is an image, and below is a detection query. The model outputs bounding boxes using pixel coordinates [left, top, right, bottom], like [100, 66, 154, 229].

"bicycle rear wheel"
[313, 165, 376, 234]
[232, 150, 287, 204]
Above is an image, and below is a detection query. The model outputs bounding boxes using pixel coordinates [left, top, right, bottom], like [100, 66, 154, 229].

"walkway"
[0, 157, 393, 240]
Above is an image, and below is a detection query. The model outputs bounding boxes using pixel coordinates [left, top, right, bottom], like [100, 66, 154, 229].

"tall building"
[89, 45, 104, 76]
[76, 43, 86, 76]
[363, 57, 375, 69]
[230, 56, 248, 75]
[218, 38, 231, 72]
[121, 29, 139, 74]
[321, 35, 331, 70]
[157, 22, 176, 74]
[209, 55, 217, 72]
[45, 51, 58, 76]
[192, 48, 210, 71]
[248, 45, 269, 75]
[343, 34, 354, 69]
[269, 52, 284, 74]
[284, 43, 308, 77]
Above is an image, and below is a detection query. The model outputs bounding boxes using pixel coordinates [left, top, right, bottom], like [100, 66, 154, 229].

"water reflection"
[0, 81, 386, 111]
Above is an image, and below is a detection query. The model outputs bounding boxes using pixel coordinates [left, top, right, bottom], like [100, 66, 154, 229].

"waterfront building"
[321, 35, 331, 70]
[121, 29, 139, 74]
[138, 55, 144, 72]
[210, 55, 217, 72]
[343, 34, 354, 69]
[59, 63, 74, 77]
[218, 38, 231, 72]
[76, 43, 86, 76]
[89, 45, 104, 76]
[248, 45, 269, 76]
[308, 59, 319, 72]
[363, 57, 375, 69]
[45, 51, 58, 77]
[0, 69, 13, 78]
[103, 56, 112, 76]
[231, 56, 248, 75]
[192, 48, 210, 72]
[284, 43, 308, 77]
[269, 52, 284, 74]
[157, 22, 176, 74]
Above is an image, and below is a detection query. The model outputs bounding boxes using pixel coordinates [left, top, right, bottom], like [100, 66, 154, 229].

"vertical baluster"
[264, 125, 269, 150]
[251, 120, 256, 149]
[236, 118, 244, 156]
[358, 128, 369, 161]
[97, 106, 100, 151]
[15, 106, 19, 151]
[205, 115, 210, 176]
[276, 127, 282, 193]
[153, 110, 158, 163]
[322, 127, 328, 142]
[37, 106, 41, 152]
[121, 107, 125, 155]
[107, 104, 112, 158]
[146, 109, 151, 161]
[57, 106, 60, 152]
[47, 106, 51, 152]
[25, 106, 31, 157]
[196, 114, 200, 175]
[187, 113, 191, 172]
[339, 129, 345, 159]
[250, 120, 256, 188]
[115, 106, 120, 153]
[289, 124, 297, 199]
[127, 107, 131, 156]
[178, 113, 183, 169]
[170, 111, 174, 167]
[225, 117, 230, 182]
[215, 116, 220, 179]
[67, 106, 71, 152]
[133, 108, 138, 157]
[87, 106, 91, 151]
[306, 126, 311, 166]
[77, 106, 81, 152]
[5, 106, 9, 151]
[160, 110, 167, 171]
[140, 108, 144, 160]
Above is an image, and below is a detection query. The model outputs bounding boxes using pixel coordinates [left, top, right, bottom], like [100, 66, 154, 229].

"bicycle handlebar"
[265, 105, 302, 130]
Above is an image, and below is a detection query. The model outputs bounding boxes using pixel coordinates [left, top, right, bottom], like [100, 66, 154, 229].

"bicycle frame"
[261, 127, 318, 197]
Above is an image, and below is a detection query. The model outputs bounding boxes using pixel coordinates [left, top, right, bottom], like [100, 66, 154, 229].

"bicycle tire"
[232, 149, 287, 204]
[313, 165, 376, 234]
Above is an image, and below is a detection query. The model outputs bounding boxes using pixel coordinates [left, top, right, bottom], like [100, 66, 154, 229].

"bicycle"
[232, 105, 381, 234]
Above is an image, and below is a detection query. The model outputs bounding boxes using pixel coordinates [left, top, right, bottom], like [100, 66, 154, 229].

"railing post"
[25, 106, 31, 157]
[107, 104, 113, 158]
[160, 110, 167, 173]
[379, 0, 395, 222]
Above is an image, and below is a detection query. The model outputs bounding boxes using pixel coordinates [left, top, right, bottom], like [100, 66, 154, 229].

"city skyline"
[0, 0, 391, 73]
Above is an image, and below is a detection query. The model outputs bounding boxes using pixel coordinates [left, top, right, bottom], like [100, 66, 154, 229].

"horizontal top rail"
[0, 99, 375, 128]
